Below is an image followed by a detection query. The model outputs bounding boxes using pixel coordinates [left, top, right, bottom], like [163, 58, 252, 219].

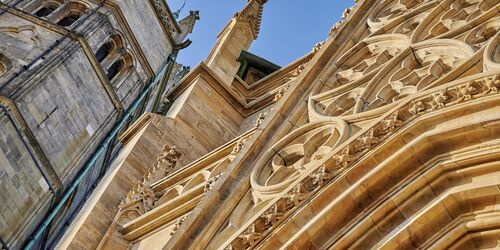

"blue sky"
[168, 0, 355, 67]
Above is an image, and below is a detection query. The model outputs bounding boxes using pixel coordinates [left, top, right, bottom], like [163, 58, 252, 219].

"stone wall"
[0, 0, 192, 247]
[0, 111, 52, 249]
[115, 0, 173, 73]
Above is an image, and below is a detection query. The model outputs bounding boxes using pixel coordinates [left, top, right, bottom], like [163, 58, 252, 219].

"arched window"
[57, 13, 81, 27]
[106, 59, 123, 81]
[106, 52, 134, 84]
[34, 4, 58, 17]
[56, 2, 87, 28]
[95, 41, 113, 62]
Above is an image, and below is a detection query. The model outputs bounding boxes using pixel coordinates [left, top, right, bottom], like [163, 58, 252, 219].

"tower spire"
[205, 0, 268, 84]
[234, 0, 267, 39]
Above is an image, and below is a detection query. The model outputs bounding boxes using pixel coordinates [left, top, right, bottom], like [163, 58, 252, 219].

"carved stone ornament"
[254, 112, 269, 128]
[250, 120, 349, 202]
[273, 84, 290, 102]
[231, 74, 500, 249]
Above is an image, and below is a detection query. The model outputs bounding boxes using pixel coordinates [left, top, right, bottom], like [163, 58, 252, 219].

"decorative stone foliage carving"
[273, 84, 289, 102]
[143, 145, 181, 185]
[253, 112, 268, 128]
[151, 0, 179, 35]
[116, 145, 181, 226]
[204, 173, 222, 193]
[231, 138, 247, 156]
[170, 215, 187, 236]
[312, 41, 325, 54]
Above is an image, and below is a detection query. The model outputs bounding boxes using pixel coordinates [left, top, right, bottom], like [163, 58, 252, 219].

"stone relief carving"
[0, 25, 41, 46]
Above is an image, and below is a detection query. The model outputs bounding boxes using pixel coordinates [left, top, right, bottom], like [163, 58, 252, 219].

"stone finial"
[142, 145, 182, 186]
[231, 138, 248, 156]
[342, 7, 352, 19]
[312, 41, 325, 53]
[291, 62, 308, 77]
[254, 112, 269, 128]
[273, 84, 290, 102]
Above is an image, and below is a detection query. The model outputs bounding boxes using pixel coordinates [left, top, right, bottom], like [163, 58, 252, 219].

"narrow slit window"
[95, 42, 113, 62]
[107, 59, 123, 81]
[35, 5, 58, 17]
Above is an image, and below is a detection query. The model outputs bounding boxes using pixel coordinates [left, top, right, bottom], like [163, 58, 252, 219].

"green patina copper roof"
[237, 50, 281, 79]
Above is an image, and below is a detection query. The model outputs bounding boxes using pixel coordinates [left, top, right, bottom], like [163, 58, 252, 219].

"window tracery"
[309, 35, 410, 120]
[414, 0, 498, 42]
[250, 121, 349, 203]
[459, 16, 500, 49]
[359, 39, 475, 112]
[367, 0, 436, 33]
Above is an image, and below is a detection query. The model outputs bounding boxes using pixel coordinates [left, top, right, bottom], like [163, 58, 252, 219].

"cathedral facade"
[3, 0, 500, 248]
[56, 0, 500, 249]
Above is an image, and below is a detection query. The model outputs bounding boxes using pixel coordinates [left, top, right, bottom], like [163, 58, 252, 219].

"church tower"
[206, 0, 266, 85]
